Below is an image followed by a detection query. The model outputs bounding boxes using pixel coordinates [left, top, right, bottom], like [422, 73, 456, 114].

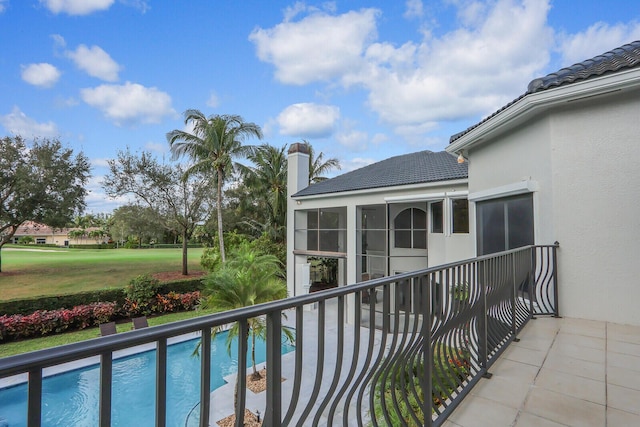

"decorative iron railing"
[0, 244, 558, 426]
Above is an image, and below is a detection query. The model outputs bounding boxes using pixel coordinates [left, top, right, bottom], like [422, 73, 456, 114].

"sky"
[1, 0, 640, 214]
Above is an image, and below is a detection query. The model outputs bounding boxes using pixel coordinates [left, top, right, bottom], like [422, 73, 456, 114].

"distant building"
[10, 221, 109, 246]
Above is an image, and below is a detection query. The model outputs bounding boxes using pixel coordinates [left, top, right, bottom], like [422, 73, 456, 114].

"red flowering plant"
[0, 302, 117, 342]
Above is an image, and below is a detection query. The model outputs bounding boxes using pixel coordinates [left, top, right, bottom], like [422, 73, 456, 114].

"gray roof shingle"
[450, 40, 640, 144]
[293, 150, 467, 197]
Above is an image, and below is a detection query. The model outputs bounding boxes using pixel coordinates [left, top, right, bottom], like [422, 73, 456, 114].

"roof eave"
[291, 178, 469, 201]
[447, 67, 640, 155]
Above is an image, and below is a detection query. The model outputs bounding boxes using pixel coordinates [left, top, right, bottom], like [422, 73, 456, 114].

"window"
[430, 201, 443, 233]
[294, 207, 347, 253]
[394, 208, 426, 249]
[452, 199, 469, 233]
[476, 194, 534, 255]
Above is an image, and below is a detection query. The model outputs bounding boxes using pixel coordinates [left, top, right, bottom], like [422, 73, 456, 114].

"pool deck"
[209, 307, 640, 426]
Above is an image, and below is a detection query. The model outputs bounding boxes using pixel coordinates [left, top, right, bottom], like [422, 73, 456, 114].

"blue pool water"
[0, 332, 295, 427]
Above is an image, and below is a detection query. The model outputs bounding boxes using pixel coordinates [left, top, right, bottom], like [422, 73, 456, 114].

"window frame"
[430, 200, 444, 234]
[393, 207, 427, 250]
[451, 198, 469, 234]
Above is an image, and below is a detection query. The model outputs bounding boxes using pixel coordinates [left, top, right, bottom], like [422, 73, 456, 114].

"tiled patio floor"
[445, 317, 640, 427]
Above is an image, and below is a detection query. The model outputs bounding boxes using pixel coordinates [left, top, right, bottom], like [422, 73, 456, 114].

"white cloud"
[249, 8, 379, 85]
[0, 106, 59, 138]
[277, 103, 340, 138]
[40, 0, 114, 15]
[354, 0, 554, 127]
[0, 0, 7, 13]
[91, 158, 111, 168]
[119, 0, 150, 13]
[336, 128, 368, 151]
[341, 156, 376, 173]
[145, 141, 167, 153]
[558, 21, 640, 66]
[66, 44, 121, 81]
[21, 63, 61, 88]
[51, 34, 66, 49]
[254, 0, 555, 143]
[86, 176, 131, 214]
[371, 133, 388, 145]
[206, 92, 219, 108]
[80, 82, 176, 126]
[404, 0, 424, 20]
[55, 96, 80, 107]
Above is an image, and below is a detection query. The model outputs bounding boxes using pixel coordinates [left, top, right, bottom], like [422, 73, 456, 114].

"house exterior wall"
[467, 117, 555, 247]
[548, 88, 640, 325]
[461, 85, 640, 325]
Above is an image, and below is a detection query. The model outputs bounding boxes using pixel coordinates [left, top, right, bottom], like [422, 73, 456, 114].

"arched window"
[394, 208, 426, 249]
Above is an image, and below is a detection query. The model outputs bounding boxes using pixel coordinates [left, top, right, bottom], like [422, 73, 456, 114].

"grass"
[0, 245, 205, 301]
[0, 308, 218, 358]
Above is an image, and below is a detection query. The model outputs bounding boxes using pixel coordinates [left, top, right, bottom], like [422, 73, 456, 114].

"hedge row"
[67, 244, 115, 249]
[0, 291, 201, 342]
[0, 278, 204, 316]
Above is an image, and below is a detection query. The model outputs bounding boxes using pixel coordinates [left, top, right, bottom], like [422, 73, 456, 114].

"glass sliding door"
[476, 193, 534, 255]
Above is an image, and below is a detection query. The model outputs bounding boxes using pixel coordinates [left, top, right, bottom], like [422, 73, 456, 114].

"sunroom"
[286, 147, 474, 302]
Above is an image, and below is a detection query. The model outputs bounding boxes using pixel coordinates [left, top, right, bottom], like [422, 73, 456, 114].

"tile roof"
[450, 40, 640, 144]
[293, 150, 468, 197]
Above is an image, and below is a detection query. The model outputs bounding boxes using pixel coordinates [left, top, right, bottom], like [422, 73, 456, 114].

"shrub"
[0, 278, 204, 316]
[124, 274, 160, 315]
[0, 302, 118, 342]
[0, 291, 201, 342]
[17, 236, 34, 245]
[67, 243, 115, 249]
[154, 291, 200, 313]
[0, 289, 127, 316]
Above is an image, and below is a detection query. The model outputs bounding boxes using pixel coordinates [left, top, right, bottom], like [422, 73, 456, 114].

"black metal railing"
[0, 244, 558, 426]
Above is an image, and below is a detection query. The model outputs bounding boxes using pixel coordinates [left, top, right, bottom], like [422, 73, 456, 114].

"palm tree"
[199, 242, 294, 406]
[237, 144, 288, 242]
[304, 140, 341, 184]
[167, 110, 263, 262]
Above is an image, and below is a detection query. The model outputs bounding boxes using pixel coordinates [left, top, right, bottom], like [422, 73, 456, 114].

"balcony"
[6, 244, 631, 426]
[444, 316, 640, 426]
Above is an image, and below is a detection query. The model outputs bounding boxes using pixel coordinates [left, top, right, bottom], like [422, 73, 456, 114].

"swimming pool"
[0, 331, 295, 426]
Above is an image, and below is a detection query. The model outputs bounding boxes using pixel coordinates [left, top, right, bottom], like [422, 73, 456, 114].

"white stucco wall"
[549, 89, 640, 325]
[461, 85, 640, 326]
[467, 117, 555, 246]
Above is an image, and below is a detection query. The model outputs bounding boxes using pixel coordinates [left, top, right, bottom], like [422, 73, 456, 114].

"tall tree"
[0, 136, 90, 272]
[103, 149, 213, 275]
[108, 204, 164, 247]
[304, 141, 341, 184]
[167, 110, 263, 262]
[238, 144, 288, 242]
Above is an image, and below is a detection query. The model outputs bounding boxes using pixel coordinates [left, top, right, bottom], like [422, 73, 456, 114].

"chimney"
[287, 142, 310, 298]
[287, 142, 310, 196]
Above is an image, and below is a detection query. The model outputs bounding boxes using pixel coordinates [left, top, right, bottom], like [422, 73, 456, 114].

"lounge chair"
[99, 321, 117, 336]
[132, 316, 149, 329]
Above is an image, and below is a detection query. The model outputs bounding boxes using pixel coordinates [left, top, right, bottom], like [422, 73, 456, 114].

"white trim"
[384, 192, 445, 203]
[469, 180, 538, 202]
[384, 190, 468, 203]
[446, 190, 469, 198]
[292, 179, 469, 201]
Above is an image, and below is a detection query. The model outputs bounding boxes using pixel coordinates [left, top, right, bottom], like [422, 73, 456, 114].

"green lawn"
[0, 308, 218, 358]
[0, 246, 205, 301]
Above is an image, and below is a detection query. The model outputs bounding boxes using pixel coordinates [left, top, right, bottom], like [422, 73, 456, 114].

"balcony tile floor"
[444, 317, 640, 427]
[207, 304, 640, 426]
